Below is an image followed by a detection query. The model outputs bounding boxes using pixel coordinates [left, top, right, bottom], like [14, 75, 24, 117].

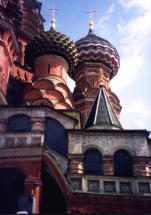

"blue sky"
[39, 0, 151, 131]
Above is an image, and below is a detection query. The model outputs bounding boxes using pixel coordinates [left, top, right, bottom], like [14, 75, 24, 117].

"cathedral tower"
[73, 18, 122, 127]
[23, 12, 78, 109]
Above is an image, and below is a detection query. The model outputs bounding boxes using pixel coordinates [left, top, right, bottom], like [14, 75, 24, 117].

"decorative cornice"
[0, 147, 42, 160]
[0, 19, 20, 54]
[0, 40, 12, 66]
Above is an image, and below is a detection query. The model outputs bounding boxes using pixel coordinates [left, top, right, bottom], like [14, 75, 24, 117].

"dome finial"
[99, 68, 105, 87]
[86, 10, 97, 32]
[49, 5, 59, 30]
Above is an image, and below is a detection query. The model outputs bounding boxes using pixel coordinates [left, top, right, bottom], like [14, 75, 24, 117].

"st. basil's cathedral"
[0, 0, 150, 214]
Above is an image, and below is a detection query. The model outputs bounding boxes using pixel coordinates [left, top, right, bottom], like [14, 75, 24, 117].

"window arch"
[7, 114, 31, 132]
[114, 149, 133, 176]
[84, 149, 102, 175]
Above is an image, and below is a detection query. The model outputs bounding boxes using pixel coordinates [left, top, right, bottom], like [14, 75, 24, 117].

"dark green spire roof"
[85, 87, 122, 130]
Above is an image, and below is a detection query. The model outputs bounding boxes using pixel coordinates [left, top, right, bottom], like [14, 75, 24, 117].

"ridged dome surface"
[76, 31, 120, 77]
[25, 28, 78, 74]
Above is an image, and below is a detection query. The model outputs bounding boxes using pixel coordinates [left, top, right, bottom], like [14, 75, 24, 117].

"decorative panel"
[71, 178, 82, 191]
[16, 137, 27, 147]
[87, 180, 100, 193]
[5, 137, 15, 147]
[31, 136, 42, 146]
[104, 181, 116, 193]
[120, 182, 131, 194]
[139, 182, 150, 194]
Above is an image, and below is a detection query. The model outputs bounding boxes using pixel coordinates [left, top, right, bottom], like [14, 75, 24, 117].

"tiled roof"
[25, 28, 78, 75]
[85, 87, 122, 130]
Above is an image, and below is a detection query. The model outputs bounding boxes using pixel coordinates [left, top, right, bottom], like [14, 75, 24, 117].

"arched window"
[114, 149, 133, 176]
[7, 114, 31, 132]
[44, 117, 68, 157]
[84, 149, 102, 175]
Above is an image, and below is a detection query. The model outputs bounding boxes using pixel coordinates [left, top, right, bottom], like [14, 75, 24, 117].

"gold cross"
[85, 10, 97, 21]
[48, 5, 59, 18]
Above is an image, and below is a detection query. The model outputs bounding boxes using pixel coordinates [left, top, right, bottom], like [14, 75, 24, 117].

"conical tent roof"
[85, 87, 122, 130]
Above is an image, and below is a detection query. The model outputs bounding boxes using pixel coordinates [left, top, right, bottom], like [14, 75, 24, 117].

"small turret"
[24, 10, 78, 109]
[73, 15, 122, 127]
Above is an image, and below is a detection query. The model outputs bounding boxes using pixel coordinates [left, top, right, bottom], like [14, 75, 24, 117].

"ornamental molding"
[0, 19, 20, 54]
[0, 147, 42, 160]
[0, 39, 12, 66]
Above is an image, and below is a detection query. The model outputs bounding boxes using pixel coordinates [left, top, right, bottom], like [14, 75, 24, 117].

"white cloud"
[121, 99, 151, 129]
[98, 0, 151, 130]
[111, 0, 151, 90]
[125, 99, 151, 116]
[95, 4, 115, 35]
[107, 4, 115, 14]
[111, 1, 151, 130]
[119, 0, 151, 11]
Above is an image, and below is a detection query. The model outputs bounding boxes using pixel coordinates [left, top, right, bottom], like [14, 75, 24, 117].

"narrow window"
[84, 149, 102, 175]
[48, 64, 51, 74]
[7, 114, 31, 132]
[114, 149, 132, 176]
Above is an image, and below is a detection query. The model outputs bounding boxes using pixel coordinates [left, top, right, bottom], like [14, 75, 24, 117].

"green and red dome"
[76, 30, 120, 78]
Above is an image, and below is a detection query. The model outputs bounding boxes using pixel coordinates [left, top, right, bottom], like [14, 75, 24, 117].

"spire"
[85, 87, 122, 130]
[49, 5, 59, 30]
[86, 10, 97, 33]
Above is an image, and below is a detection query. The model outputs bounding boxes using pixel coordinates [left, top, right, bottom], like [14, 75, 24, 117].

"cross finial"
[86, 10, 97, 32]
[48, 5, 59, 30]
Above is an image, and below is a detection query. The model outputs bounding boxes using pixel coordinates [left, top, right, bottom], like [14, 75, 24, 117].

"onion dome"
[25, 28, 78, 75]
[76, 30, 120, 78]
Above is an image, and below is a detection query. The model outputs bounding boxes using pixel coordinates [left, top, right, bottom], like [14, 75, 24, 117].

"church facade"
[0, 0, 151, 214]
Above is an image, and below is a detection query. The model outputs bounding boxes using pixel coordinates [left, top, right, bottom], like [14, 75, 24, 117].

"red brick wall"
[67, 193, 151, 214]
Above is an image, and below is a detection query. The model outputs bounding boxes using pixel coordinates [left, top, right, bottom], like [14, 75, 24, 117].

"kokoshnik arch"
[0, 0, 150, 214]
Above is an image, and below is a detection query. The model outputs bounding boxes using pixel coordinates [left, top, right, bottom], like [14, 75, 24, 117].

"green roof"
[85, 87, 122, 130]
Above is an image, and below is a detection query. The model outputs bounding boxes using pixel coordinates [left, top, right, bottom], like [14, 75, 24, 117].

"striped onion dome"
[76, 30, 120, 78]
[25, 28, 78, 75]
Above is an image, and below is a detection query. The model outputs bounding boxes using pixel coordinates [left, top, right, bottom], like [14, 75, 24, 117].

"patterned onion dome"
[25, 28, 78, 74]
[76, 30, 120, 78]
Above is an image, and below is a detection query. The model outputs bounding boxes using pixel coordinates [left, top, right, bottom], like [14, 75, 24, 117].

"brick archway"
[41, 152, 71, 213]
[42, 152, 71, 198]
